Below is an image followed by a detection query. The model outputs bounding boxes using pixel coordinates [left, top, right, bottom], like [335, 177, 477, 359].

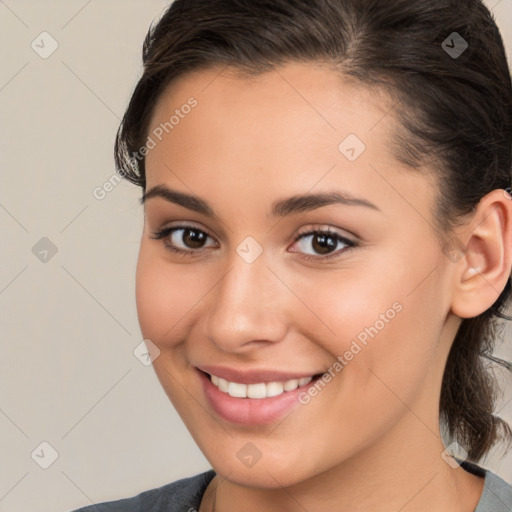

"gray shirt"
[71, 461, 512, 511]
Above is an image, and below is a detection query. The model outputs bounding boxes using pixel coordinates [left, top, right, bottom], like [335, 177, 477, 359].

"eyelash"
[150, 225, 358, 262]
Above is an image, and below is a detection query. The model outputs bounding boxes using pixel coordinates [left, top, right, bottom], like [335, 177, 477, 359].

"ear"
[449, 188, 512, 319]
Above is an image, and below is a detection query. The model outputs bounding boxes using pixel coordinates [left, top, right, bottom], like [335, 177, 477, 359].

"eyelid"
[156, 219, 210, 232]
[294, 224, 357, 243]
[151, 220, 216, 241]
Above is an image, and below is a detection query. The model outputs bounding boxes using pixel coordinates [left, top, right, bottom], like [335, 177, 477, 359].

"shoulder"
[461, 460, 512, 512]
[476, 469, 512, 511]
[70, 469, 216, 512]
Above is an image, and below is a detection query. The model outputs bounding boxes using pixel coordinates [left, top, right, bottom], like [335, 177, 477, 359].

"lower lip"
[197, 369, 321, 426]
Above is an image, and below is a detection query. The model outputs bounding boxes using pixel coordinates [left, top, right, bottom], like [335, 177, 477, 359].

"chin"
[214, 460, 313, 489]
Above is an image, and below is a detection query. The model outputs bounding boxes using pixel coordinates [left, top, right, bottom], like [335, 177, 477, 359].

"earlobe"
[450, 189, 512, 319]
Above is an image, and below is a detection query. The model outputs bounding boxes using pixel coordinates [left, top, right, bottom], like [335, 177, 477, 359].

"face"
[136, 62, 458, 488]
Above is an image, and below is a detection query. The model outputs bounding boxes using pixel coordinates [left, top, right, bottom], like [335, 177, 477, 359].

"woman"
[73, 0, 512, 510]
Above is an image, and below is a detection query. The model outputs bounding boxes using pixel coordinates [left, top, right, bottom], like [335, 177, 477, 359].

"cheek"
[297, 258, 441, 389]
[135, 244, 200, 345]
[290, 265, 405, 350]
[285, 268, 442, 457]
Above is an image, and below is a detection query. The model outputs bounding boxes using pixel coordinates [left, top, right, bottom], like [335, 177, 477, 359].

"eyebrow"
[140, 184, 381, 217]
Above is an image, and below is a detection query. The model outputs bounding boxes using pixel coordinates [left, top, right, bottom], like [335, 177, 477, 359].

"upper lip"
[196, 365, 323, 384]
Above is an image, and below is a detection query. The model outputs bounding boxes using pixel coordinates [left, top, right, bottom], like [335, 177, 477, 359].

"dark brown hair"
[115, 0, 512, 462]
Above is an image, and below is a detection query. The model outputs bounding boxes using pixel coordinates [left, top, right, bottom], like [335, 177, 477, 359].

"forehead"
[146, 62, 399, 171]
[148, 61, 392, 138]
[143, 62, 435, 225]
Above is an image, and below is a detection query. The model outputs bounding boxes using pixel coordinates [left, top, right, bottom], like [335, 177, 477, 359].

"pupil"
[313, 233, 336, 255]
[184, 229, 206, 248]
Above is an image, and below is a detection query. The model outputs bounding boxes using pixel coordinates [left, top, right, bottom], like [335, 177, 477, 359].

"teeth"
[283, 379, 299, 391]
[247, 383, 267, 399]
[228, 382, 247, 398]
[266, 381, 284, 397]
[209, 374, 315, 399]
[217, 377, 229, 393]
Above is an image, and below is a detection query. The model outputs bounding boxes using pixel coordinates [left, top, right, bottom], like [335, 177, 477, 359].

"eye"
[290, 227, 357, 261]
[150, 224, 358, 261]
[150, 225, 217, 256]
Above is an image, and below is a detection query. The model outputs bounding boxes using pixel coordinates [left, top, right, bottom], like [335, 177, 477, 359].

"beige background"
[0, 1, 511, 511]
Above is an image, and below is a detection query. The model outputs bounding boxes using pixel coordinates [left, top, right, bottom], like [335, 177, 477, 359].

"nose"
[204, 247, 289, 354]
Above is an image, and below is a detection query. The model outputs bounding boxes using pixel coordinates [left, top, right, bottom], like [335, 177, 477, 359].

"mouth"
[195, 366, 328, 425]
[199, 369, 325, 399]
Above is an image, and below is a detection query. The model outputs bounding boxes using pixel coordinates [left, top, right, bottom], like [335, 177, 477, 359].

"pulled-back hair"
[114, 0, 512, 463]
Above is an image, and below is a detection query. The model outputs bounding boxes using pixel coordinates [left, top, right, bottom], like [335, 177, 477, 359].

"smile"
[209, 373, 316, 399]
[196, 367, 326, 425]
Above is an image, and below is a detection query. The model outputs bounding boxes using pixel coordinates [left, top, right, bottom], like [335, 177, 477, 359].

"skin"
[136, 61, 512, 512]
